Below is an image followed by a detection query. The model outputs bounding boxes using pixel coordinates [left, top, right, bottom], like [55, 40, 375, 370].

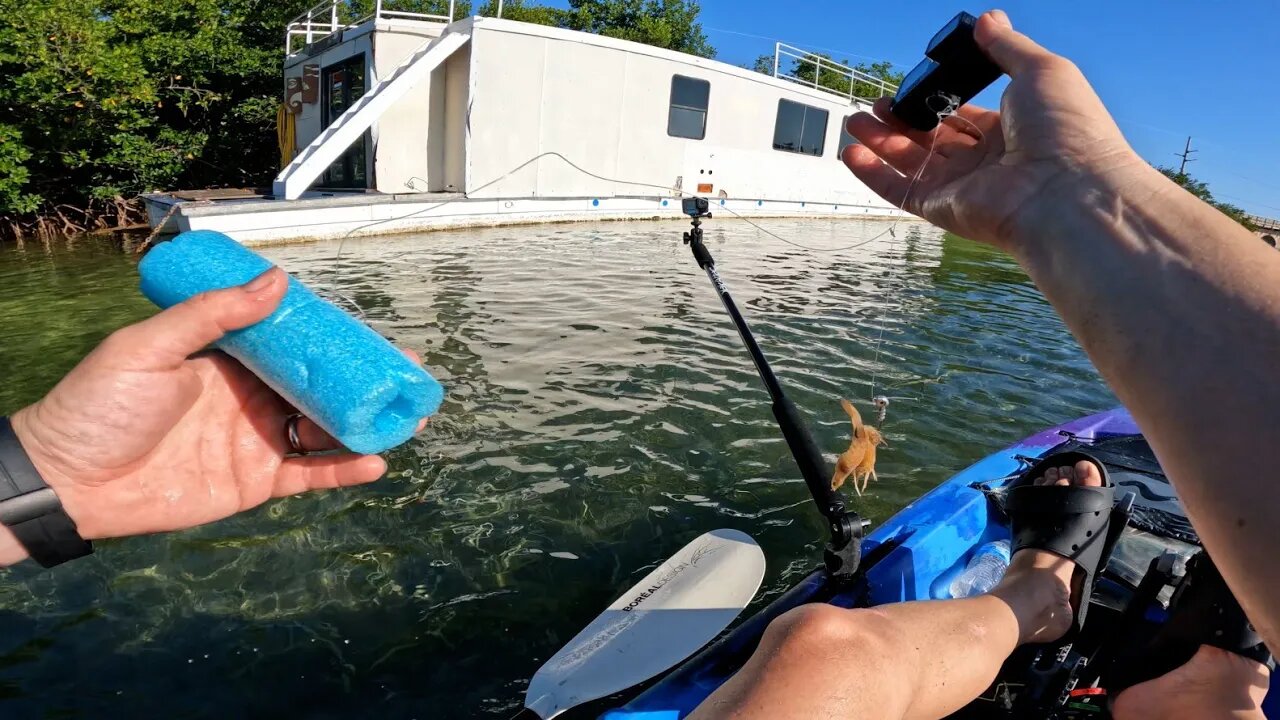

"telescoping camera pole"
[679, 198, 865, 577]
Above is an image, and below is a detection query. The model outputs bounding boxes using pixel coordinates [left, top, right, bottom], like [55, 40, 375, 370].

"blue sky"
[544, 1, 1280, 217]
[697, 0, 1280, 217]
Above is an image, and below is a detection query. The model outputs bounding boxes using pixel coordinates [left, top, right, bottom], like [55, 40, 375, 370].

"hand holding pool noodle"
[138, 230, 443, 454]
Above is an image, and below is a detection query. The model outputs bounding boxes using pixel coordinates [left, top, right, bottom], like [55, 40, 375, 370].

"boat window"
[773, 99, 828, 156]
[668, 75, 710, 140]
[839, 115, 860, 155]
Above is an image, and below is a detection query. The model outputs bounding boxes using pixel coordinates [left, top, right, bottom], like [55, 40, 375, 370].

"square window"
[669, 75, 710, 140]
[773, 99, 828, 157]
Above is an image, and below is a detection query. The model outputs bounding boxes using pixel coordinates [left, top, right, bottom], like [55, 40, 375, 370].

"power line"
[1166, 137, 1279, 213]
[1113, 118, 1278, 185]
[1212, 192, 1280, 215]
[1193, 158, 1280, 194]
[702, 26, 908, 67]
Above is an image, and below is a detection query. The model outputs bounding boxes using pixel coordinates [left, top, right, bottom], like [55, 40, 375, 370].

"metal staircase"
[273, 30, 471, 200]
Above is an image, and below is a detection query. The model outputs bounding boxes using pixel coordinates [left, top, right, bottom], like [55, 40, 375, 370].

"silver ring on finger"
[285, 413, 307, 455]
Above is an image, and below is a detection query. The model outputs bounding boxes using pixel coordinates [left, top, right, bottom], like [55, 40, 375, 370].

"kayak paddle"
[513, 528, 766, 719]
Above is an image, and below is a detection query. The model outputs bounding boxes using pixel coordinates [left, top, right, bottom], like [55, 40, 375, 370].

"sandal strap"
[1007, 484, 1114, 562]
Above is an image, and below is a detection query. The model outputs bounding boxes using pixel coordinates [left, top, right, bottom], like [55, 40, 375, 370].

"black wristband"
[0, 417, 92, 568]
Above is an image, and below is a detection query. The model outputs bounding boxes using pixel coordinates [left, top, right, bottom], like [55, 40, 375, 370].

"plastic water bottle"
[949, 540, 1012, 598]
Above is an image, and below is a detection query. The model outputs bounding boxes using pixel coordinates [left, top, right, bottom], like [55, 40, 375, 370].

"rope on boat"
[133, 203, 182, 255]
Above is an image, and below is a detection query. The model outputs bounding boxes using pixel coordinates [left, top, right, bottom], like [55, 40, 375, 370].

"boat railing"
[772, 42, 898, 103]
[286, 0, 457, 56]
[1247, 214, 1280, 231]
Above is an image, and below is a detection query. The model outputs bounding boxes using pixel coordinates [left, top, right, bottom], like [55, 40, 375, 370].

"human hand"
[842, 10, 1149, 253]
[3, 268, 421, 565]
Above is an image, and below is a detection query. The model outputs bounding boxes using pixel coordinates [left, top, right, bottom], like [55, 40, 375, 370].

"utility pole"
[1176, 136, 1197, 175]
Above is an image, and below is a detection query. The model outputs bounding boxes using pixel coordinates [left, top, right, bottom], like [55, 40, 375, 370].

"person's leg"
[1112, 645, 1270, 720]
[689, 461, 1100, 720]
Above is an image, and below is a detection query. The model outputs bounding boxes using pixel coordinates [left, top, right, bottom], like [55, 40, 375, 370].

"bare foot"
[990, 459, 1104, 645]
[1113, 645, 1270, 720]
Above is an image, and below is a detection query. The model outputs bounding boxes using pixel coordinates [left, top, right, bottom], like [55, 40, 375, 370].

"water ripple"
[0, 219, 1114, 718]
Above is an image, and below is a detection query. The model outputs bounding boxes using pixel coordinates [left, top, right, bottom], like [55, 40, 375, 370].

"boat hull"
[604, 408, 1279, 718]
[140, 192, 913, 246]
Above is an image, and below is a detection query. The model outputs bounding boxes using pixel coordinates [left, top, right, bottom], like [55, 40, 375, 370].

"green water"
[0, 220, 1114, 718]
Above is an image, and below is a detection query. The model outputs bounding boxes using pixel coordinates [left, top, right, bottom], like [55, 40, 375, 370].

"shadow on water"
[0, 219, 1115, 718]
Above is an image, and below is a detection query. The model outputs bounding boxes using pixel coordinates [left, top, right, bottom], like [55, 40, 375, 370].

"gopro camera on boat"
[889, 11, 1002, 131]
[682, 197, 711, 218]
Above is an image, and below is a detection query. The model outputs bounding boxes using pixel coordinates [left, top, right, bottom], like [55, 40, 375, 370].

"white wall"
[442, 44, 470, 192]
[464, 19, 889, 209]
[372, 22, 444, 193]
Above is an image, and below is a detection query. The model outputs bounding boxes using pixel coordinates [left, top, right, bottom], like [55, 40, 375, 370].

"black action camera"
[889, 11, 1002, 131]
[682, 197, 710, 218]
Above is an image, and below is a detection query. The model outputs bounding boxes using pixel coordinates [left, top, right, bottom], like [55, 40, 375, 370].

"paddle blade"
[524, 529, 766, 719]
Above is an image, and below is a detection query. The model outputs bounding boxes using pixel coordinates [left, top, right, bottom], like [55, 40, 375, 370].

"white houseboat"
[142, 2, 911, 244]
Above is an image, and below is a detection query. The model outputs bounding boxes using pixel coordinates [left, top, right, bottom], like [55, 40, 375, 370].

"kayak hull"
[604, 408, 1278, 718]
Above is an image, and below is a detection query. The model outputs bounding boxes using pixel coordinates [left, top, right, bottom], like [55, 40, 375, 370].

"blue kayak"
[603, 408, 1278, 719]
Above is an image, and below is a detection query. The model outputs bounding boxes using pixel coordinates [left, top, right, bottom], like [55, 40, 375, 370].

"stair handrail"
[286, 0, 457, 56]
[274, 30, 471, 199]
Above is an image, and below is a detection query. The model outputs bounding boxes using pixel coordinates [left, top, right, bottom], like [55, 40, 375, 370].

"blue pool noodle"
[138, 230, 443, 454]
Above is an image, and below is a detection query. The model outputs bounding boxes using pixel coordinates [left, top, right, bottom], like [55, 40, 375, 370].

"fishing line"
[869, 320, 887, 396]
[330, 149, 900, 261]
[327, 89, 979, 269]
[323, 97, 981, 403]
[857, 95, 979, 422]
[332, 108, 954, 263]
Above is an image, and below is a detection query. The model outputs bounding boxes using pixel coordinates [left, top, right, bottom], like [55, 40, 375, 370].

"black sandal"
[1006, 450, 1118, 637]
